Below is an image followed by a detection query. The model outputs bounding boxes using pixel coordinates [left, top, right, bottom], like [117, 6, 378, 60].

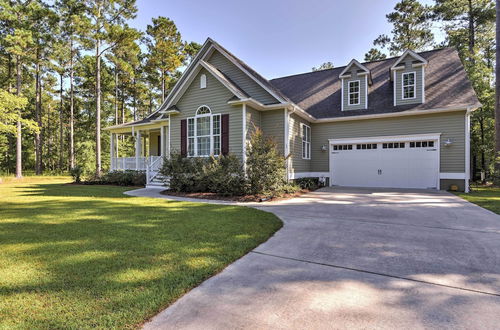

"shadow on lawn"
[0, 183, 282, 328]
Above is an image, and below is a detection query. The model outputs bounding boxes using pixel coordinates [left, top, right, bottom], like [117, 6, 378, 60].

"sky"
[131, 0, 440, 79]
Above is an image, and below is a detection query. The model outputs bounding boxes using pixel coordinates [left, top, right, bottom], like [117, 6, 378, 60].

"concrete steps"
[145, 174, 169, 189]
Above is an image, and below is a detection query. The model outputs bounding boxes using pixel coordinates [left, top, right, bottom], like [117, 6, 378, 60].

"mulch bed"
[160, 189, 313, 202]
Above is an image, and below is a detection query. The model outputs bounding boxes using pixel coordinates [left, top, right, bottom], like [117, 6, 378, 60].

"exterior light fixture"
[321, 145, 328, 152]
[443, 138, 453, 147]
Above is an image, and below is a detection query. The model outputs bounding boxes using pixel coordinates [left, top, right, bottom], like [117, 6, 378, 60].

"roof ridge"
[270, 47, 453, 82]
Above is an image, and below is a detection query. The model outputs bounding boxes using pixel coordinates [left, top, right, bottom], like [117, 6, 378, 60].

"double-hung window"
[348, 80, 360, 105]
[301, 123, 311, 160]
[187, 106, 221, 157]
[402, 72, 416, 99]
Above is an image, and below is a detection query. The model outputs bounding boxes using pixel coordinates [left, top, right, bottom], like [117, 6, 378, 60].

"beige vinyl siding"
[394, 55, 424, 105]
[260, 109, 285, 154]
[149, 131, 160, 156]
[311, 111, 466, 173]
[170, 68, 243, 158]
[289, 113, 311, 173]
[342, 70, 367, 111]
[206, 50, 279, 105]
[246, 106, 261, 144]
[148, 126, 169, 156]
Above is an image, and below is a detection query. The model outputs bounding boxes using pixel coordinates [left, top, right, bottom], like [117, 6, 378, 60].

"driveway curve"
[130, 187, 500, 329]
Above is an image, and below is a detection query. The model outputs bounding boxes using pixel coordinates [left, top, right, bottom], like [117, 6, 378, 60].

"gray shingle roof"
[270, 47, 480, 119]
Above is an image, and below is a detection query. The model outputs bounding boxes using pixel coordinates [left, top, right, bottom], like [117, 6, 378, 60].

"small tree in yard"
[246, 128, 289, 196]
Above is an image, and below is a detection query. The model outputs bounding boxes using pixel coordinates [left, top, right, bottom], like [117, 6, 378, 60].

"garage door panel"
[330, 139, 439, 189]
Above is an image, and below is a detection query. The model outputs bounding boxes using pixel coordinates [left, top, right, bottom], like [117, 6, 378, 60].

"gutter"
[227, 98, 315, 122]
[105, 102, 481, 131]
[313, 104, 481, 124]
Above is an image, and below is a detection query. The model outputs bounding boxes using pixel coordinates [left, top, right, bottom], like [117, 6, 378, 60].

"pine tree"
[57, 0, 89, 170]
[434, 0, 496, 181]
[495, 0, 500, 183]
[84, 0, 138, 176]
[372, 0, 434, 56]
[1, 0, 37, 178]
[145, 17, 184, 103]
[312, 62, 334, 71]
[364, 48, 387, 61]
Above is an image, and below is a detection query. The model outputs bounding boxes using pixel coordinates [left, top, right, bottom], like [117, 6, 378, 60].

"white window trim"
[348, 80, 361, 106]
[341, 78, 344, 111]
[187, 105, 221, 157]
[401, 71, 416, 100]
[301, 123, 311, 160]
[200, 74, 207, 89]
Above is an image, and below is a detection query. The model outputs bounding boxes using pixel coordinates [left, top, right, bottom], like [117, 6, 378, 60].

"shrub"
[70, 165, 83, 183]
[100, 170, 146, 186]
[160, 153, 245, 196]
[83, 170, 145, 186]
[160, 129, 301, 197]
[295, 177, 321, 190]
[246, 129, 293, 196]
[204, 154, 246, 195]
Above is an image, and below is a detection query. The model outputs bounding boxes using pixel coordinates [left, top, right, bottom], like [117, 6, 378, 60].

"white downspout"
[168, 114, 171, 159]
[242, 104, 247, 174]
[110, 133, 115, 171]
[465, 107, 471, 193]
[135, 130, 141, 171]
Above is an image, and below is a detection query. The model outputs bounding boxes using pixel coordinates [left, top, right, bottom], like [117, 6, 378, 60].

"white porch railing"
[111, 156, 161, 171]
[146, 156, 164, 184]
[110, 156, 165, 186]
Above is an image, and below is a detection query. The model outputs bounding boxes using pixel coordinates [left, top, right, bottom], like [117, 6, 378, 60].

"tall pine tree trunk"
[114, 68, 119, 125]
[95, 39, 102, 176]
[94, 2, 102, 177]
[468, 0, 475, 59]
[15, 56, 22, 178]
[59, 73, 64, 170]
[69, 39, 75, 169]
[495, 0, 500, 183]
[35, 55, 42, 175]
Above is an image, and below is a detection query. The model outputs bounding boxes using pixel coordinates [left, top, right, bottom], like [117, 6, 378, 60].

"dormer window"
[200, 74, 207, 89]
[348, 80, 360, 105]
[402, 72, 416, 99]
[340, 59, 371, 111]
[391, 50, 427, 106]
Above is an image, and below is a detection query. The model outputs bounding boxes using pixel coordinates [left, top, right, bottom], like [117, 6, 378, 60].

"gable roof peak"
[391, 49, 428, 70]
[339, 59, 370, 78]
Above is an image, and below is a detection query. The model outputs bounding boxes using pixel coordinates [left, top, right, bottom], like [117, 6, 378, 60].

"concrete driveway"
[142, 187, 500, 329]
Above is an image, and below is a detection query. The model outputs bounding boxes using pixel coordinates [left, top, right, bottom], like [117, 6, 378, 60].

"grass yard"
[456, 186, 500, 215]
[0, 177, 282, 329]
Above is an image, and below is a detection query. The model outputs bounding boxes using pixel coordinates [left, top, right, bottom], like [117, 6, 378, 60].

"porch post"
[135, 130, 141, 170]
[110, 133, 116, 170]
[160, 126, 165, 157]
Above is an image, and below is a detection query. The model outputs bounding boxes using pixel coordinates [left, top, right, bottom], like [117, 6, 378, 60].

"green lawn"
[0, 177, 282, 329]
[456, 186, 500, 214]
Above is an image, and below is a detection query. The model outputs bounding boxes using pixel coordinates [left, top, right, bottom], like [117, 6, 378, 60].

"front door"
[158, 135, 161, 156]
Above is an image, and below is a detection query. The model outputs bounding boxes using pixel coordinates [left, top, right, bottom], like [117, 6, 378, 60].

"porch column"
[160, 126, 165, 157]
[135, 130, 141, 170]
[110, 133, 116, 170]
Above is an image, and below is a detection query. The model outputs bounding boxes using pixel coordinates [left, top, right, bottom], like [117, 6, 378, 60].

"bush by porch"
[160, 129, 300, 197]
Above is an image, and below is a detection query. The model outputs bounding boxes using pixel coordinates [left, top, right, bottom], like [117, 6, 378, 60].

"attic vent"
[200, 74, 207, 89]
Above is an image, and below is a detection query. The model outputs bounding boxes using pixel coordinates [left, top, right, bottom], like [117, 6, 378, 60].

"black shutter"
[221, 114, 229, 155]
[180, 119, 187, 157]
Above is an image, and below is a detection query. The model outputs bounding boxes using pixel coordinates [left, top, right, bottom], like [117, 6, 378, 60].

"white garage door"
[330, 136, 439, 189]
